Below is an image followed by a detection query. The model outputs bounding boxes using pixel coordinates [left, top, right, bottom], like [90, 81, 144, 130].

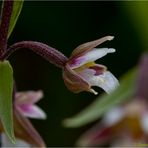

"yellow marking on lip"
[74, 62, 95, 72]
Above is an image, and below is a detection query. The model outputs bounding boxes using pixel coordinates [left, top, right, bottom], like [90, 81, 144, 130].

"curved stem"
[2, 41, 68, 68]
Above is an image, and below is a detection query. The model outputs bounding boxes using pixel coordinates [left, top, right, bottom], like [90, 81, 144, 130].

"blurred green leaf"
[63, 68, 137, 127]
[0, 61, 15, 143]
[7, 0, 24, 39]
[124, 2, 148, 50]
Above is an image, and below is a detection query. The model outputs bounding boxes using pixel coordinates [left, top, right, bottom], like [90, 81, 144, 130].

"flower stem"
[0, 1, 13, 54]
[2, 41, 68, 68]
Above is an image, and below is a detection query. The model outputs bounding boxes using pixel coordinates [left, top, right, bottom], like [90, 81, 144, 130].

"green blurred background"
[7, 1, 147, 146]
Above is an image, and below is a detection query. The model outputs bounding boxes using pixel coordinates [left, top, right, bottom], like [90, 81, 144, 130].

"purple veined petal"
[1, 133, 31, 147]
[71, 36, 114, 57]
[17, 104, 47, 120]
[63, 64, 90, 93]
[69, 48, 115, 69]
[78, 69, 119, 94]
[15, 90, 43, 105]
[102, 106, 125, 126]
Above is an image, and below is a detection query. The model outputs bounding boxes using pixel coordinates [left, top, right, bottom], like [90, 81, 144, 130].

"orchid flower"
[15, 90, 46, 119]
[0, 90, 46, 147]
[76, 99, 148, 147]
[3, 36, 118, 95]
[63, 36, 119, 95]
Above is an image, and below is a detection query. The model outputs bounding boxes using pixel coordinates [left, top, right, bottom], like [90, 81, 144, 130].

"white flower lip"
[78, 69, 119, 95]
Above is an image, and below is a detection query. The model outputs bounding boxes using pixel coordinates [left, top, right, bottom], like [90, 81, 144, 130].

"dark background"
[7, 1, 143, 146]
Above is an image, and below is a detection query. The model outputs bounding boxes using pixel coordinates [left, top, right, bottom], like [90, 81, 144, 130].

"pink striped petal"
[15, 90, 43, 105]
[69, 48, 115, 69]
[17, 104, 46, 119]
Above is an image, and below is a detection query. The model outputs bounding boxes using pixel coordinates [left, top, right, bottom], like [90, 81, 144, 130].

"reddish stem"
[2, 41, 68, 68]
[0, 1, 13, 54]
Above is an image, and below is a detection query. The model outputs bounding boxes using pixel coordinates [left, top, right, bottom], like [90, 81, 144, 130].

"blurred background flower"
[76, 99, 148, 147]
[65, 53, 148, 147]
[15, 90, 46, 119]
[0, 90, 46, 147]
[5, 1, 148, 146]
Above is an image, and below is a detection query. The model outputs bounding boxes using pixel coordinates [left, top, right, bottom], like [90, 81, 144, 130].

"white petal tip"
[20, 105, 47, 120]
[107, 36, 114, 41]
[37, 112, 47, 120]
[108, 48, 116, 53]
[90, 89, 98, 95]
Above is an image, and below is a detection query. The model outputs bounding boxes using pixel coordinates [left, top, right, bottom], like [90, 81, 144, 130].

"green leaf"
[7, 0, 24, 39]
[0, 61, 15, 143]
[124, 2, 148, 50]
[63, 68, 137, 128]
